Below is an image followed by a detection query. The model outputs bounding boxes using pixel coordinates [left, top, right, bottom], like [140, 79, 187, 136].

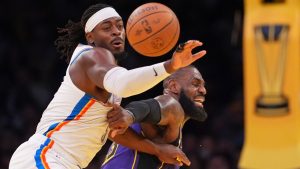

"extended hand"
[107, 104, 134, 137]
[154, 143, 191, 166]
[170, 40, 206, 71]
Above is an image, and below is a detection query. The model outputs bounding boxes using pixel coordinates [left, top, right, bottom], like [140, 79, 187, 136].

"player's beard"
[178, 89, 207, 122]
[113, 51, 128, 62]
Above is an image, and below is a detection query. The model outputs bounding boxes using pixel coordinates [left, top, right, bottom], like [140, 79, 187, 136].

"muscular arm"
[113, 94, 184, 144]
[109, 127, 190, 166]
[69, 47, 117, 103]
[155, 95, 184, 126]
[81, 47, 172, 98]
[106, 96, 189, 166]
[108, 127, 159, 155]
[73, 40, 206, 98]
[112, 95, 184, 143]
[141, 95, 184, 143]
[82, 48, 117, 90]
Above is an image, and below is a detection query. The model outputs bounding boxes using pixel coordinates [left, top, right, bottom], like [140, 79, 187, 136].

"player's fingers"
[112, 104, 121, 109]
[110, 129, 118, 138]
[108, 119, 126, 129]
[107, 108, 119, 118]
[107, 105, 122, 118]
[191, 50, 206, 61]
[107, 113, 122, 124]
[117, 128, 127, 134]
[108, 121, 119, 129]
[176, 153, 191, 166]
[184, 40, 202, 50]
[165, 158, 183, 166]
[108, 119, 122, 129]
[110, 128, 126, 138]
[175, 157, 184, 166]
[107, 111, 117, 119]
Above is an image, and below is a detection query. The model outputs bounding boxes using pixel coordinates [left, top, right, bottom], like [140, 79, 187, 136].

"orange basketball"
[126, 3, 180, 57]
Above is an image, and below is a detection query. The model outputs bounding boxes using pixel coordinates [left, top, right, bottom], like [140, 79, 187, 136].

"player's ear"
[85, 32, 95, 45]
[168, 80, 180, 94]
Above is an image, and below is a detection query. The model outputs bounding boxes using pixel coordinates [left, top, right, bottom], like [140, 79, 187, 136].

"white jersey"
[34, 44, 122, 168]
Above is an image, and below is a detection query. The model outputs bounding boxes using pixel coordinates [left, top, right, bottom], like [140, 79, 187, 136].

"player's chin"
[111, 46, 125, 54]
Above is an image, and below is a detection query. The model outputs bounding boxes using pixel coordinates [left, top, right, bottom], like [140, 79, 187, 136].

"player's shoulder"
[155, 95, 184, 126]
[155, 94, 179, 105]
[83, 47, 113, 59]
[80, 47, 116, 64]
[92, 47, 113, 56]
[155, 95, 183, 118]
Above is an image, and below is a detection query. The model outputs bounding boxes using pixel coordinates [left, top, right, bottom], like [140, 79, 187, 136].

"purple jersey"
[101, 123, 182, 169]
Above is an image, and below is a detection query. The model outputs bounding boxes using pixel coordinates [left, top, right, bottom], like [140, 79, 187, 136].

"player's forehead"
[185, 67, 201, 77]
[84, 7, 122, 33]
[185, 67, 204, 82]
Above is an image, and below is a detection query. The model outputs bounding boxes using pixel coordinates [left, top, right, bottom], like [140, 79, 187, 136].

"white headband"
[85, 7, 121, 33]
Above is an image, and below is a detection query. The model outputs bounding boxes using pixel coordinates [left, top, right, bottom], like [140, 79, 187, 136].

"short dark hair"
[54, 3, 111, 63]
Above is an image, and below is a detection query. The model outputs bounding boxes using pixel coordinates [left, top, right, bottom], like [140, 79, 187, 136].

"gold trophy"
[240, 0, 300, 168]
[254, 25, 289, 116]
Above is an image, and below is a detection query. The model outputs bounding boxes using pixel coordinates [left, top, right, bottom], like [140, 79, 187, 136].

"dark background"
[0, 0, 244, 168]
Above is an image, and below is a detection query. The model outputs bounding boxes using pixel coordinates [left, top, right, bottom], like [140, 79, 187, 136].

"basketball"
[126, 3, 180, 57]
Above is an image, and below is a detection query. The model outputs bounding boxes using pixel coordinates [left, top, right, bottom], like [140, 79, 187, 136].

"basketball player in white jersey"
[9, 3, 206, 169]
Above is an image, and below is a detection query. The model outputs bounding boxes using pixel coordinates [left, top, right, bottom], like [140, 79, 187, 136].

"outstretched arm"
[84, 40, 206, 98]
[109, 127, 190, 166]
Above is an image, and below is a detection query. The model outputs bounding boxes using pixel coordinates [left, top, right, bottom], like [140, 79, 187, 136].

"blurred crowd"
[0, 0, 244, 168]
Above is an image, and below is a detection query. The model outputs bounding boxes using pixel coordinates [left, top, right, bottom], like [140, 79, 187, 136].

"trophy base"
[256, 96, 289, 116]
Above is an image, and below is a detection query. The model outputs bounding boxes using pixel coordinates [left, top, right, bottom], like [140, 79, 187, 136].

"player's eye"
[101, 24, 112, 31]
[117, 24, 123, 30]
[103, 26, 111, 31]
[192, 83, 200, 87]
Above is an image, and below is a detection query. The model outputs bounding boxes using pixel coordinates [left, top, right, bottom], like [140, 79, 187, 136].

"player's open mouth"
[111, 39, 124, 48]
[194, 97, 205, 107]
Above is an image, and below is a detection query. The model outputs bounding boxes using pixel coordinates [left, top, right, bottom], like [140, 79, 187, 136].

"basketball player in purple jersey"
[103, 65, 207, 169]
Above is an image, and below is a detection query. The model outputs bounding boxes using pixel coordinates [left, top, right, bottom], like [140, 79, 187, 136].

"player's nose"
[111, 25, 122, 36]
[198, 85, 206, 95]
